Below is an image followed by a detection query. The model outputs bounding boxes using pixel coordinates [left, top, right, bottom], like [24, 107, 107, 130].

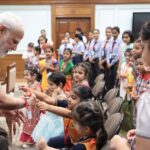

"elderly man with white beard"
[0, 12, 29, 123]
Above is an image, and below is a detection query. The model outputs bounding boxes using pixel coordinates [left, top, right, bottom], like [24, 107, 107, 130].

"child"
[22, 42, 34, 69]
[37, 85, 93, 149]
[59, 48, 74, 92]
[72, 34, 85, 65]
[119, 48, 134, 100]
[37, 101, 107, 150]
[39, 44, 59, 92]
[83, 31, 94, 62]
[58, 37, 73, 61]
[120, 30, 134, 65]
[99, 26, 112, 72]
[90, 29, 102, 83]
[106, 26, 122, 90]
[31, 72, 67, 143]
[38, 35, 48, 59]
[19, 67, 41, 149]
[73, 62, 90, 87]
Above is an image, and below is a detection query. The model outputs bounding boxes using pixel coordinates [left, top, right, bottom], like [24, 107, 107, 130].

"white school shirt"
[22, 51, 34, 60]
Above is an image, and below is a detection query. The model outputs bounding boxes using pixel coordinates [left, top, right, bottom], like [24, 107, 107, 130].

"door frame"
[56, 17, 91, 48]
[52, 4, 95, 50]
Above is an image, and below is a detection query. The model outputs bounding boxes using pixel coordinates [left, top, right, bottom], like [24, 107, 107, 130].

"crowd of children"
[14, 23, 150, 150]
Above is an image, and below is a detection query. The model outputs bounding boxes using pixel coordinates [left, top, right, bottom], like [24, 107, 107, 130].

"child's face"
[63, 50, 71, 61]
[132, 42, 143, 58]
[112, 29, 119, 39]
[28, 46, 33, 52]
[93, 30, 99, 39]
[125, 52, 131, 63]
[136, 58, 145, 73]
[105, 28, 112, 39]
[73, 66, 86, 83]
[67, 91, 80, 110]
[47, 80, 58, 93]
[24, 70, 34, 82]
[88, 32, 94, 40]
[45, 48, 53, 58]
[39, 37, 46, 45]
[63, 37, 68, 44]
[142, 40, 150, 66]
[34, 49, 39, 56]
[122, 33, 131, 44]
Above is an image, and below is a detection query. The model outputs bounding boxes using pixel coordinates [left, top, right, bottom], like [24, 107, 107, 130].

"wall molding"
[0, 0, 150, 4]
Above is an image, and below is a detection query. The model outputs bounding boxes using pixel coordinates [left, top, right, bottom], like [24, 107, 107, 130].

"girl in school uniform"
[83, 31, 94, 62]
[90, 29, 102, 85]
[72, 34, 85, 65]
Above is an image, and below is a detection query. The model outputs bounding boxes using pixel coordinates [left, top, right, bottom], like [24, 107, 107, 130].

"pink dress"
[20, 81, 41, 144]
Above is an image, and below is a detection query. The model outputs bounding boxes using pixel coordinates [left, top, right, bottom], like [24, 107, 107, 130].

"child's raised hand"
[37, 102, 49, 111]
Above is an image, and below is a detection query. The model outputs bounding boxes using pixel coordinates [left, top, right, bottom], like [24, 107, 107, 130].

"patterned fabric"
[134, 73, 150, 96]
[20, 82, 41, 143]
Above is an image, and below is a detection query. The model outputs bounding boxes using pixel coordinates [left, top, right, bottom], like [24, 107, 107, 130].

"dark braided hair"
[72, 101, 107, 150]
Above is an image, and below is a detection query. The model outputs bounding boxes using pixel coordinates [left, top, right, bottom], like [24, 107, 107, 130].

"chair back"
[6, 63, 16, 93]
[92, 80, 105, 97]
[107, 97, 123, 116]
[104, 87, 119, 104]
[94, 73, 104, 83]
[104, 113, 123, 139]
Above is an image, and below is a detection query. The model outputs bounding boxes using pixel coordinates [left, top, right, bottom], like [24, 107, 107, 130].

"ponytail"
[96, 125, 107, 150]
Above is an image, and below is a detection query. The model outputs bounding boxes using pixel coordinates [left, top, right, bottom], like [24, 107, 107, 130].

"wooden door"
[56, 18, 91, 49]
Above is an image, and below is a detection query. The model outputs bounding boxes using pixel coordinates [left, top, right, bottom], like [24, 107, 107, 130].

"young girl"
[120, 30, 134, 65]
[19, 67, 41, 149]
[38, 35, 48, 60]
[99, 26, 112, 72]
[31, 72, 67, 143]
[106, 26, 122, 90]
[37, 101, 107, 150]
[37, 85, 93, 149]
[72, 34, 85, 65]
[59, 48, 74, 92]
[119, 48, 134, 100]
[39, 44, 59, 92]
[83, 31, 94, 62]
[73, 62, 90, 87]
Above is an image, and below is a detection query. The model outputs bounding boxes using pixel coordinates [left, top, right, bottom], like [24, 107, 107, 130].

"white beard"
[0, 32, 10, 58]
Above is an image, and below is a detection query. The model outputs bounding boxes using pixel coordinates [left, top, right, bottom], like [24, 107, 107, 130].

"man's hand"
[3, 110, 24, 125]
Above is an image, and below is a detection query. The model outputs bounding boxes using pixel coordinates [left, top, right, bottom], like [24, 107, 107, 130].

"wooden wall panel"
[0, 54, 24, 79]
[0, 0, 150, 4]
[52, 4, 95, 49]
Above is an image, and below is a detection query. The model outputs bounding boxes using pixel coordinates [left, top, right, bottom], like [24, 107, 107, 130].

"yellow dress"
[39, 59, 48, 92]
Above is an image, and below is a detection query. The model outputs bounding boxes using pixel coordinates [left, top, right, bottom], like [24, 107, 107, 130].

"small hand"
[37, 102, 49, 111]
[127, 129, 136, 143]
